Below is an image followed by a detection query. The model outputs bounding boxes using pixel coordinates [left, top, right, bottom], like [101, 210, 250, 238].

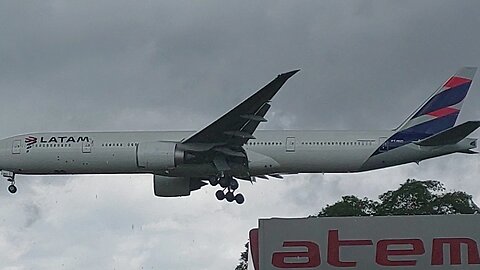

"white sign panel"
[249, 215, 480, 270]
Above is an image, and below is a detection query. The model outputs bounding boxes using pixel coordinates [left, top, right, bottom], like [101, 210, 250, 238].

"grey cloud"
[23, 202, 42, 228]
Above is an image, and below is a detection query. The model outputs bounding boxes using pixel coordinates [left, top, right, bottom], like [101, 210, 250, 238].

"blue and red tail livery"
[373, 67, 477, 154]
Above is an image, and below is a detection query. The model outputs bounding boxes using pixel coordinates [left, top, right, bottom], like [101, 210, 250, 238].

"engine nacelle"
[137, 141, 184, 171]
[153, 175, 206, 197]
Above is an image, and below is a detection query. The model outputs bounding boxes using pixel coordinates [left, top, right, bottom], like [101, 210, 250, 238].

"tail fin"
[396, 67, 477, 136]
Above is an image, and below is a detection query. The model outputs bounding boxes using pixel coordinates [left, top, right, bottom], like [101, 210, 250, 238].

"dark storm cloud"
[0, 1, 479, 269]
[2, 1, 480, 134]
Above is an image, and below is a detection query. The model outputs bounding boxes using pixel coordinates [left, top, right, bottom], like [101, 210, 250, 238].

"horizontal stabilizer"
[415, 121, 480, 146]
[458, 149, 478, 154]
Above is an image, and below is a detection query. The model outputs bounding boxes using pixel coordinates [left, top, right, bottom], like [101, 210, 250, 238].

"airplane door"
[286, 137, 295, 152]
[12, 140, 21, 154]
[82, 141, 92, 153]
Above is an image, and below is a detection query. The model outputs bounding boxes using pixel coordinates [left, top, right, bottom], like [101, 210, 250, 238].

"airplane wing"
[183, 70, 299, 146]
[179, 70, 298, 179]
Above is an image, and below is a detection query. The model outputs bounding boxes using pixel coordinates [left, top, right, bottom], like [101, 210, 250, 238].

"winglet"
[279, 69, 300, 79]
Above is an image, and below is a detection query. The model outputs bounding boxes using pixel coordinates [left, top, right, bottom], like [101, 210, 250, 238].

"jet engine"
[153, 175, 206, 197]
[137, 141, 185, 170]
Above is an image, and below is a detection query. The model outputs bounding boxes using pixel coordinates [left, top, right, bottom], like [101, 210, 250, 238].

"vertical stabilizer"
[397, 67, 476, 136]
[372, 67, 477, 156]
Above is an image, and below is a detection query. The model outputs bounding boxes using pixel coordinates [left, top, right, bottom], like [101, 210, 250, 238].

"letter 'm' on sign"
[327, 229, 373, 267]
[272, 241, 320, 268]
[376, 239, 425, 266]
[431, 238, 480, 265]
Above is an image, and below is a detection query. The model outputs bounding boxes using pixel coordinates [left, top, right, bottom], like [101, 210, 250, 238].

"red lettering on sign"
[431, 238, 480, 265]
[376, 239, 425, 266]
[268, 230, 480, 269]
[272, 241, 321, 268]
[327, 229, 373, 267]
[249, 229, 260, 270]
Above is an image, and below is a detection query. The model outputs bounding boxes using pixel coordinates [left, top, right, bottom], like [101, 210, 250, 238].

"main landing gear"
[2, 170, 17, 194]
[209, 175, 245, 204]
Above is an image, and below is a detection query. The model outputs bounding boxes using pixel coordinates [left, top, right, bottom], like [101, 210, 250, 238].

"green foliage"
[318, 195, 378, 217]
[235, 242, 248, 270]
[318, 179, 479, 217]
[376, 179, 444, 215]
[431, 191, 478, 214]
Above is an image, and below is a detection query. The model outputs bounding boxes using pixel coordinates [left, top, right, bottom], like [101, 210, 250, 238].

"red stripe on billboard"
[249, 229, 259, 270]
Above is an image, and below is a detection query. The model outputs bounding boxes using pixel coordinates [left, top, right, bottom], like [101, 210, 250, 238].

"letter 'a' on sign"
[327, 229, 373, 267]
[271, 241, 320, 268]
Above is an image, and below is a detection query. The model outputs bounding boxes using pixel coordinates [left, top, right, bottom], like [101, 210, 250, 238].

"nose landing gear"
[8, 184, 17, 194]
[2, 171, 17, 194]
[210, 175, 245, 204]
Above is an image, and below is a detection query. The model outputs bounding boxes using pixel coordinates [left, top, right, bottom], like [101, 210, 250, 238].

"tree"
[235, 242, 248, 270]
[318, 179, 479, 216]
[235, 179, 479, 269]
[317, 195, 378, 217]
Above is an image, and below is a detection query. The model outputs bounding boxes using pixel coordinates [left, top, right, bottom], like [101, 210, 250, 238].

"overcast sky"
[1, 1, 480, 269]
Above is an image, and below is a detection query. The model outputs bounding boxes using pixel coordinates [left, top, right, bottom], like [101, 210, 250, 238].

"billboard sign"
[249, 215, 480, 269]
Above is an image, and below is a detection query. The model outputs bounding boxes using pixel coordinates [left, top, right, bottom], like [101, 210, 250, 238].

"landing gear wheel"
[219, 177, 230, 188]
[225, 191, 235, 202]
[235, 194, 245, 204]
[8, 185, 17, 194]
[215, 190, 225, 200]
[209, 176, 219, 186]
[229, 179, 239, 190]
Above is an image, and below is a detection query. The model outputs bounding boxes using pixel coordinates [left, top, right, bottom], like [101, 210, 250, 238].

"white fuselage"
[0, 130, 475, 178]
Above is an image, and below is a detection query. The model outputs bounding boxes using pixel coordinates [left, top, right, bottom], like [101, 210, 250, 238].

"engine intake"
[137, 141, 184, 171]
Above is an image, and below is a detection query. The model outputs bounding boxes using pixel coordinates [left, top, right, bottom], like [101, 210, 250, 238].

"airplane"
[0, 67, 478, 204]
